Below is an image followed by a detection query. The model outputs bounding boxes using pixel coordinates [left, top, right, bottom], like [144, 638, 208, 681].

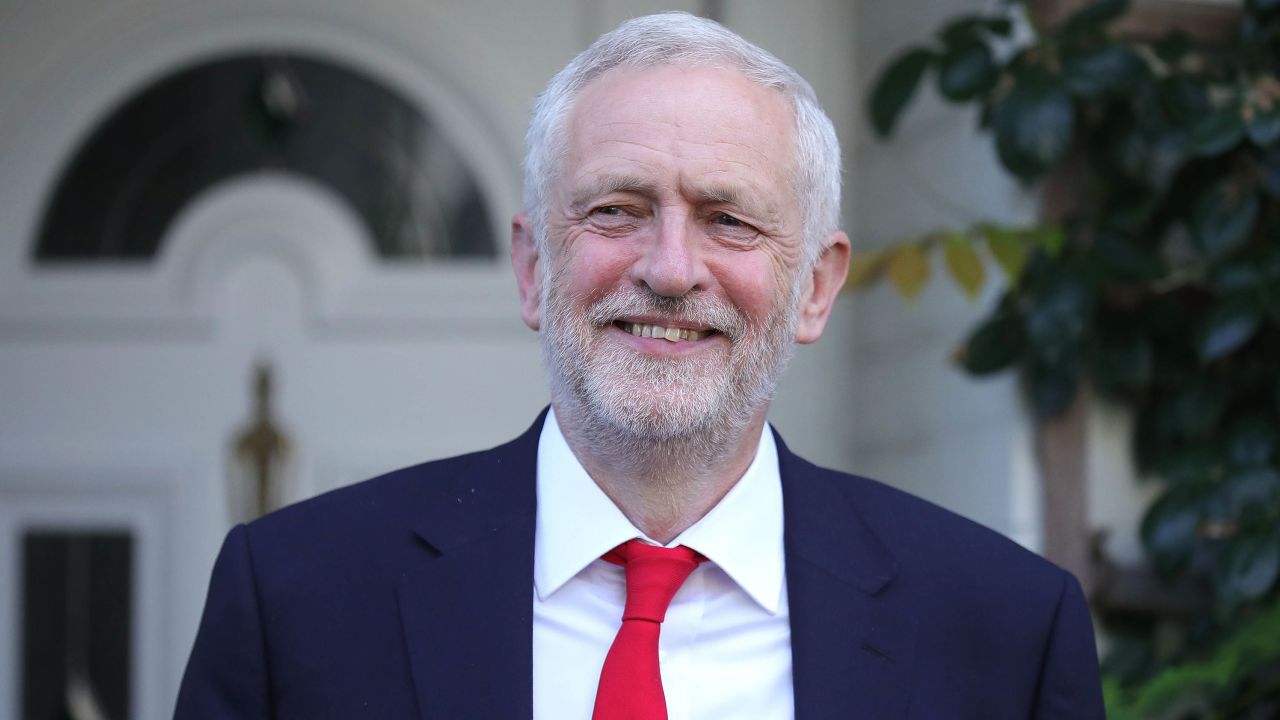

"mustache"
[582, 287, 748, 339]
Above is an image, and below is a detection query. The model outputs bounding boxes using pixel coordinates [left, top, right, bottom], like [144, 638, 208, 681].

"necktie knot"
[604, 541, 704, 623]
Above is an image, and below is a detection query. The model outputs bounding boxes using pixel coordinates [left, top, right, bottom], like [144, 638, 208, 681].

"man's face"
[520, 64, 823, 440]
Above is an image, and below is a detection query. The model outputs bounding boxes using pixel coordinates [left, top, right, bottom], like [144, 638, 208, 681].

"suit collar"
[775, 429, 897, 595]
[398, 411, 544, 720]
[776, 430, 917, 720]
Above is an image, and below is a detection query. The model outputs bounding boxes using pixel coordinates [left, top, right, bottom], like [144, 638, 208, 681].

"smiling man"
[176, 12, 1105, 720]
[514, 59, 836, 549]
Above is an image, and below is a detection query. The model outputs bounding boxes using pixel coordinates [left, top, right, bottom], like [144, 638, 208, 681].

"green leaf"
[993, 71, 1075, 180]
[982, 18, 1013, 36]
[1025, 274, 1091, 360]
[1062, 0, 1131, 36]
[869, 48, 936, 138]
[1199, 300, 1262, 362]
[1227, 418, 1278, 467]
[937, 42, 998, 102]
[1263, 147, 1280, 197]
[1155, 444, 1221, 485]
[1135, 405, 1174, 474]
[1220, 468, 1280, 515]
[1142, 485, 1205, 576]
[943, 233, 986, 298]
[1261, 245, 1280, 281]
[1170, 382, 1230, 438]
[1213, 531, 1280, 607]
[1153, 30, 1193, 63]
[1093, 334, 1152, 392]
[1239, 10, 1272, 44]
[982, 224, 1031, 279]
[1189, 108, 1245, 157]
[1090, 231, 1163, 281]
[1245, 100, 1280, 146]
[886, 244, 930, 299]
[1063, 46, 1148, 97]
[957, 307, 1023, 375]
[1159, 76, 1212, 127]
[1025, 357, 1081, 418]
[1210, 262, 1263, 293]
[1107, 599, 1280, 717]
[1192, 181, 1260, 259]
[1106, 115, 1159, 181]
[1029, 225, 1065, 257]
[1199, 300, 1262, 361]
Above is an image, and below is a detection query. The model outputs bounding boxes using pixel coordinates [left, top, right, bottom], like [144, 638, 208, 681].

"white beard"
[539, 265, 801, 454]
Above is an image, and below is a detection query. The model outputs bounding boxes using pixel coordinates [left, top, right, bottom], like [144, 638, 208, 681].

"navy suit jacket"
[176, 413, 1104, 718]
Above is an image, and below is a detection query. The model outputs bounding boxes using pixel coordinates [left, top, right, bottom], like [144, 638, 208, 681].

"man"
[176, 12, 1104, 719]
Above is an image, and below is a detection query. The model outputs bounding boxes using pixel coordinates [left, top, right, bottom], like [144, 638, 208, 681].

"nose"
[629, 212, 711, 297]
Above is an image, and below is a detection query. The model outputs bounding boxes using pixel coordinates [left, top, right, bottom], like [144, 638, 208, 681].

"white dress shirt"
[532, 408, 794, 719]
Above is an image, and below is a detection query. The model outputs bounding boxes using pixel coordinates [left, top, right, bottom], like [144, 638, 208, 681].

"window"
[35, 54, 495, 262]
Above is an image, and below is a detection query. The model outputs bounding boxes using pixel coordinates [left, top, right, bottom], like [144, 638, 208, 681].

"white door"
[0, 13, 546, 717]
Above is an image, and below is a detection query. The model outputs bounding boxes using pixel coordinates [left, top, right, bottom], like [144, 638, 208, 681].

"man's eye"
[593, 205, 623, 216]
[713, 213, 757, 234]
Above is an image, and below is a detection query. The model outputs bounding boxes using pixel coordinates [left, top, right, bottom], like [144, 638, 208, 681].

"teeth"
[621, 323, 708, 342]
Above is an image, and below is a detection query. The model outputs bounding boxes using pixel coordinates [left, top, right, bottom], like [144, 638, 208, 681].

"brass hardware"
[229, 361, 293, 523]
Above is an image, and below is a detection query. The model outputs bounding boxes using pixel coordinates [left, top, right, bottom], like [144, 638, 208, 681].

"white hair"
[522, 11, 842, 267]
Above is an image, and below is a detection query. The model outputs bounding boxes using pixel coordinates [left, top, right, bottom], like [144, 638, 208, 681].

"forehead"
[562, 64, 796, 193]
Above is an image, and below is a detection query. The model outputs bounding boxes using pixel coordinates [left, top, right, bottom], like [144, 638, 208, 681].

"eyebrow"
[568, 175, 658, 213]
[693, 184, 749, 207]
[568, 174, 765, 215]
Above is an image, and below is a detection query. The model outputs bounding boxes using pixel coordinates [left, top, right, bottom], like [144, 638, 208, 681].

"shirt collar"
[533, 407, 785, 614]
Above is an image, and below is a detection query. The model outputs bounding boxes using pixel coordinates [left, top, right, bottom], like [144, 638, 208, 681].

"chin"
[579, 365, 747, 442]
[594, 394, 720, 441]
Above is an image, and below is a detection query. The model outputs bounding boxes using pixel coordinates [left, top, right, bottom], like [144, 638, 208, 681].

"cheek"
[711, 255, 791, 321]
[556, 233, 638, 301]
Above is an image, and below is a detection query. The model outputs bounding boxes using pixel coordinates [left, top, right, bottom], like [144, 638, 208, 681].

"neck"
[552, 396, 768, 545]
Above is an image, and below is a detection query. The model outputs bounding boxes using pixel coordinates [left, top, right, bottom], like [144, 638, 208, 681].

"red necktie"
[592, 540, 705, 720]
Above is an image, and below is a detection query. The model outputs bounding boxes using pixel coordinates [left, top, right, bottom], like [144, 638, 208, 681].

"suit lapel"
[393, 417, 917, 718]
[777, 432, 917, 720]
[397, 413, 544, 720]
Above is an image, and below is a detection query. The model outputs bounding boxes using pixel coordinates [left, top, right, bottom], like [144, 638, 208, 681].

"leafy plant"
[861, 0, 1280, 713]
[1104, 597, 1280, 719]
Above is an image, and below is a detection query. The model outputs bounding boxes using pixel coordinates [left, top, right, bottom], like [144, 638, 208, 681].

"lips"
[584, 287, 741, 346]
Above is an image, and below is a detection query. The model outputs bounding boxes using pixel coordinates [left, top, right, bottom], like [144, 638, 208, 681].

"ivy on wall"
[859, 0, 1280, 715]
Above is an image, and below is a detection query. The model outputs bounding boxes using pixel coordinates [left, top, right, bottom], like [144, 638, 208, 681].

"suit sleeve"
[1032, 571, 1105, 719]
[174, 524, 273, 719]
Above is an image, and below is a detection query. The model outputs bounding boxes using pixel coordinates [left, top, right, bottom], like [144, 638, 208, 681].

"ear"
[511, 212, 542, 331]
[794, 230, 850, 344]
